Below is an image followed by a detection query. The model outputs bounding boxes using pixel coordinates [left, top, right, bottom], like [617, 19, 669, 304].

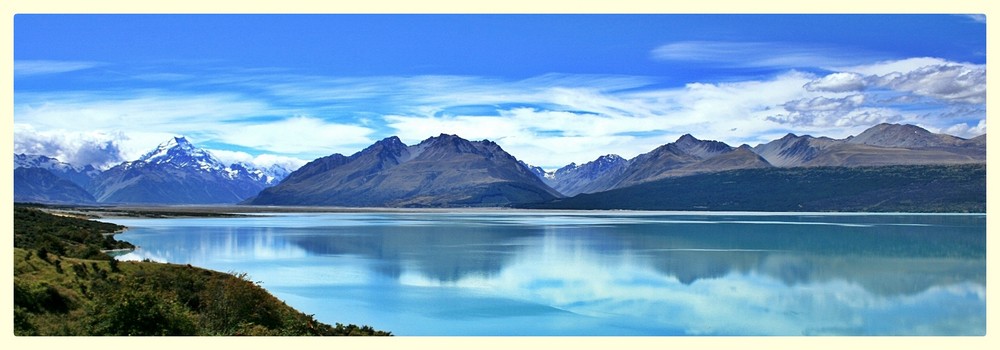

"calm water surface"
[109, 211, 986, 336]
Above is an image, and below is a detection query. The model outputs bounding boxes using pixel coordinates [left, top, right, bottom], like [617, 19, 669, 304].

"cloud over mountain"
[13, 15, 984, 171]
[13, 124, 127, 169]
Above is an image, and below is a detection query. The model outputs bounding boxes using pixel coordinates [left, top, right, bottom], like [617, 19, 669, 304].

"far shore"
[35, 204, 529, 219]
[24, 203, 983, 219]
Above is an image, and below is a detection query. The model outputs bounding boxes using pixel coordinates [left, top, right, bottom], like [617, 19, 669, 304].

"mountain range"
[530, 123, 985, 197]
[14, 137, 291, 205]
[12, 123, 987, 210]
[246, 134, 562, 207]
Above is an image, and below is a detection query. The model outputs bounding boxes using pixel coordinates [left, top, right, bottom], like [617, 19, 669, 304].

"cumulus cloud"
[251, 154, 309, 171]
[14, 89, 379, 159]
[766, 108, 903, 129]
[942, 120, 986, 138]
[804, 72, 867, 92]
[768, 95, 905, 128]
[210, 149, 308, 171]
[827, 58, 986, 104]
[13, 124, 128, 169]
[871, 64, 985, 104]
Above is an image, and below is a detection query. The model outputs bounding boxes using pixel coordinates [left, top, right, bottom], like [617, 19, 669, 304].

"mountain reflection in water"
[112, 212, 985, 335]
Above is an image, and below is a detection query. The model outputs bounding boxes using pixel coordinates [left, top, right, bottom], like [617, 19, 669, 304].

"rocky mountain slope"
[88, 137, 282, 204]
[248, 134, 562, 207]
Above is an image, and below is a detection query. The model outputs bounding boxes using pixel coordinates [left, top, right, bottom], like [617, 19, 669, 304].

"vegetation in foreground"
[14, 205, 391, 336]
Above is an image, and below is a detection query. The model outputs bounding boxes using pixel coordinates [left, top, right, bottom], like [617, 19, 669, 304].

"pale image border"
[0, 1, 995, 349]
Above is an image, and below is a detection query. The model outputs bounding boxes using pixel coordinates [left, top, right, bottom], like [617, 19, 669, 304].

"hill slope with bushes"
[13, 205, 390, 336]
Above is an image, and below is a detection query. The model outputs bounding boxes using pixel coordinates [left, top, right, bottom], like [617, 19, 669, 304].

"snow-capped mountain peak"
[90, 136, 293, 204]
[137, 136, 225, 171]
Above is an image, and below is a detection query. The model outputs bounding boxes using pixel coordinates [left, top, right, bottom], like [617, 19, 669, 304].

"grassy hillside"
[13, 206, 391, 336]
[14, 206, 133, 261]
[525, 164, 986, 212]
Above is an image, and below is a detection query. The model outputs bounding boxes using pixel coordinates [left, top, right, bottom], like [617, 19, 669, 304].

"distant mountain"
[537, 134, 772, 196]
[248, 134, 562, 207]
[666, 145, 772, 177]
[14, 153, 101, 189]
[529, 123, 982, 199]
[753, 123, 985, 167]
[14, 167, 96, 204]
[751, 134, 840, 167]
[525, 164, 986, 213]
[614, 134, 771, 189]
[846, 123, 967, 148]
[518, 160, 550, 180]
[540, 154, 629, 197]
[89, 137, 280, 204]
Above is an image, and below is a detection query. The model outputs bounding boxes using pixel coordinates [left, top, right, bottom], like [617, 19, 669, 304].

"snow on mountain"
[14, 153, 101, 188]
[89, 136, 289, 204]
[518, 160, 552, 180]
[534, 154, 629, 197]
[135, 136, 226, 171]
[15, 153, 97, 174]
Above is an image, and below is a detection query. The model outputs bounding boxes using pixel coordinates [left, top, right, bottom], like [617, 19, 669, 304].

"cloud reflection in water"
[111, 212, 985, 335]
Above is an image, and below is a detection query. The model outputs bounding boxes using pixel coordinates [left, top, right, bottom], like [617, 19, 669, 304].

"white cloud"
[829, 58, 985, 104]
[651, 41, 877, 69]
[209, 149, 308, 171]
[216, 116, 376, 156]
[872, 64, 985, 104]
[768, 93, 904, 129]
[251, 154, 309, 171]
[15, 91, 276, 133]
[14, 89, 377, 159]
[963, 14, 987, 24]
[942, 120, 986, 138]
[14, 60, 103, 76]
[804, 72, 867, 92]
[13, 124, 128, 169]
[14, 56, 984, 169]
[834, 57, 954, 76]
[385, 72, 823, 167]
[783, 94, 865, 113]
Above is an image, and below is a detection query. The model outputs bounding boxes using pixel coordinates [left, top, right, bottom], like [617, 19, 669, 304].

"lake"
[108, 211, 986, 336]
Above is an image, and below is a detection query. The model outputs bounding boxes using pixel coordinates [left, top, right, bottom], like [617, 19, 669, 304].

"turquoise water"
[108, 211, 986, 336]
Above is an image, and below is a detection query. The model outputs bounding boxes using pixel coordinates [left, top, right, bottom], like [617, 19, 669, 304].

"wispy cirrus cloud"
[13, 55, 986, 169]
[651, 41, 881, 69]
[219, 116, 376, 155]
[962, 14, 987, 24]
[14, 60, 104, 76]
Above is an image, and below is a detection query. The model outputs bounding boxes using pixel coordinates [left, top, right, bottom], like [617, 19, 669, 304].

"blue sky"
[13, 14, 987, 170]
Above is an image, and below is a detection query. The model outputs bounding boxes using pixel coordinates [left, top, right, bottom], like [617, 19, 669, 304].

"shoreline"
[29, 204, 987, 219]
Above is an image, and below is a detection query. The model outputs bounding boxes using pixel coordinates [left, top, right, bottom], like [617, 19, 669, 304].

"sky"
[13, 14, 987, 171]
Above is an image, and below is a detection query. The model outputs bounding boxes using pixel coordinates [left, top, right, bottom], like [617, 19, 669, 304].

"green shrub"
[88, 288, 197, 336]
